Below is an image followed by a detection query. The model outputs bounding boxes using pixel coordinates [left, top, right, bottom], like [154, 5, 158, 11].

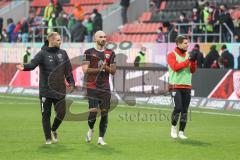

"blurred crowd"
[191, 43, 240, 69]
[0, 0, 103, 43]
[155, 0, 240, 43]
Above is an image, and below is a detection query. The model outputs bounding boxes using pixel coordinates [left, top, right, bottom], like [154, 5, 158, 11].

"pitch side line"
[1, 95, 240, 117]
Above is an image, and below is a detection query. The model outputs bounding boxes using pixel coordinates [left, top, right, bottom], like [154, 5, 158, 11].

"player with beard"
[82, 30, 116, 145]
[167, 35, 198, 139]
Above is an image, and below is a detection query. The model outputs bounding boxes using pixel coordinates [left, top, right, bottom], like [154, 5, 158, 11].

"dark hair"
[181, 12, 186, 17]
[194, 44, 200, 49]
[221, 44, 227, 49]
[7, 18, 13, 24]
[175, 35, 188, 44]
[93, 8, 98, 14]
[210, 45, 216, 50]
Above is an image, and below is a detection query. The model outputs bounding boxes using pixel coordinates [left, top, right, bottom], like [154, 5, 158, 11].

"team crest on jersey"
[57, 54, 63, 61]
[57, 54, 62, 59]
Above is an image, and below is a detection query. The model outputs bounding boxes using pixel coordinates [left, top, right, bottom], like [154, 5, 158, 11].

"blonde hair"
[47, 32, 59, 41]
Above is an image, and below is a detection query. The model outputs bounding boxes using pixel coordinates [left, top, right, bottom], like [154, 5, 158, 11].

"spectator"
[21, 18, 29, 43]
[233, 17, 240, 42]
[13, 21, 22, 42]
[6, 18, 15, 43]
[177, 12, 189, 34]
[23, 46, 32, 64]
[211, 57, 226, 69]
[70, 20, 87, 42]
[191, 7, 201, 42]
[92, 9, 103, 34]
[220, 44, 234, 69]
[192, 8, 200, 24]
[169, 26, 178, 42]
[134, 46, 147, 67]
[197, 0, 208, 11]
[29, 12, 42, 27]
[85, 18, 93, 42]
[199, 5, 210, 42]
[120, 0, 130, 25]
[149, 0, 157, 12]
[204, 44, 219, 68]
[55, 1, 63, 18]
[43, 0, 55, 22]
[218, 5, 234, 42]
[2, 29, 8, 42]
[56, 11, 68, 41]
[68, 14, 75, 31]
[206, 6, 214, 42]
[73, 3, 85, 22]
[211, 5, 220, 42]
[47, 12, 57, 34]
[191, 44, 204, 68]
[156, 27, 165, 43]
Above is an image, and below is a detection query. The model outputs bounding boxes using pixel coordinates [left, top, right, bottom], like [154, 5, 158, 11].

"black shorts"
[86, 88, 111, 109]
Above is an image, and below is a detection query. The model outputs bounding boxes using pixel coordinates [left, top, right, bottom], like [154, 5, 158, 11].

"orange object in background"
[73, 3, 85, 21]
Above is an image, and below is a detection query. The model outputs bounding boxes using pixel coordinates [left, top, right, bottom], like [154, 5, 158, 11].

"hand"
[68, 85, 75, 93]
[16, 64, 24, 71]
[189, 51, 198, 62]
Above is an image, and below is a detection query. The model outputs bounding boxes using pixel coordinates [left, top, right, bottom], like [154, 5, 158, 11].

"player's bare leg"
[98, 108, 108, 145]
[86, 108, 97, 142]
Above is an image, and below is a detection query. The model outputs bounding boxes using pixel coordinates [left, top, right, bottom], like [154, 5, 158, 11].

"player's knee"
[42, 111, 51, 118]
[180, 113, 188, 121]
[101, 109, 108, 117]
[174, 108, 181, 114]
[56, 107, 66, 120]
[88, 110, 97, 121]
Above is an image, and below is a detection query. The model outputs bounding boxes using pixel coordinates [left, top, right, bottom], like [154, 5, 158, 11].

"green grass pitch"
[0, 94, 240, 160]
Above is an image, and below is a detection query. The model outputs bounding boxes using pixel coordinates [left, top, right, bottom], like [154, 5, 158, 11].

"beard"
[53, 43, 60, 48]
[97, 40, 106, 46]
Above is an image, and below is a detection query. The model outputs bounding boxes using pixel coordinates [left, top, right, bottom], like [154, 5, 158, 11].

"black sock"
[51, 117, 62, 132]
[99, 111, 108, 137]
[88, 112, 97, 129]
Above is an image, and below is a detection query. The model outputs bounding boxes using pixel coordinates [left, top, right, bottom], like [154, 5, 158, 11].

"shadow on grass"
[37, 144, 75, 154]
[176, 139, 212, 147]
[86, 143, 121, 155]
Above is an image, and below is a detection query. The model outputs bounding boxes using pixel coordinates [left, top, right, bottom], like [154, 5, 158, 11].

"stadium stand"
[108, 0, 240, 42]
[0, 0, 11, 8]
[30, 0, 115, 16]
[0, 0, 239, 43]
